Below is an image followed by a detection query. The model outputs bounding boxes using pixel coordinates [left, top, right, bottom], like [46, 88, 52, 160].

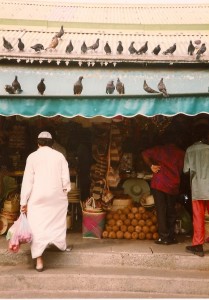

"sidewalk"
[1, 231, 209, 266]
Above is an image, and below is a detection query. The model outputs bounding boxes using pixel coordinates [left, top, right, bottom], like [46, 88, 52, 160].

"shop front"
[0, 63, 209, 239]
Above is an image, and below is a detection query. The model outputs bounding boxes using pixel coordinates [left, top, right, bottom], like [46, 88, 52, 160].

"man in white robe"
[20, 131, 71, 271]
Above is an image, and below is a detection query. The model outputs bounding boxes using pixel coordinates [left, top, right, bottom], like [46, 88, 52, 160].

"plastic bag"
[6, 213, 32, 253]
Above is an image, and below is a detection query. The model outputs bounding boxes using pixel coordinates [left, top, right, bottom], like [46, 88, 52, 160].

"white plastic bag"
[6, 213, 32, 253]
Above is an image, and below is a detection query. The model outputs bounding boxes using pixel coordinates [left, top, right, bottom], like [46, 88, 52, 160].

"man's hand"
[151, 164, 161, 174]
[20, 205, 27, 213]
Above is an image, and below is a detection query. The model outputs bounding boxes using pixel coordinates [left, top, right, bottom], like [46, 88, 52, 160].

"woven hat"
[0, 215, 8, 235]
[38, 131, 52, 139]
[122, 178, 150, 203]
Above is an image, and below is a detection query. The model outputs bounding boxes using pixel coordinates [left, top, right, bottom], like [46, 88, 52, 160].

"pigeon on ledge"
[55, 25, 64, 39]
[152, 45, 161, 55]
[3, 37, 13, 51]
[128, 42, 137, 54]
[31, 44, 44, 53]
[18, 38, 24, 51]
[116, 78, 125, 95]
[143, 80, 159, 94]
[12, 76, 23, 93]
[74, 76, 83, 95]
[162, 43, 176, 55]
[117, 41, 123, 54]
[37, 79, 46, 95]
[87, 38, 100, 51]
[81, 41, 87, 54]
[106, 80, 115, 94]
[137, 41, 148, 55]
[158, 78, 169, 97]
[45, 36, 59, 51]
[66, 40, 74, 54]
[5, 85, 16, 94]
[196, 43, 206, 60]
[104, 42, 111, 54]
[188, 41, 195, 55]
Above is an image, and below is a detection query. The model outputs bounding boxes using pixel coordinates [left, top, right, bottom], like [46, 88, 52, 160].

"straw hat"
[122, 178, 150, 203]
[0, 215, 8, 235]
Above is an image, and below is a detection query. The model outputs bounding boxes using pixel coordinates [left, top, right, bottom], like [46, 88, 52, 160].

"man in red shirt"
[142, 130, 185, 245]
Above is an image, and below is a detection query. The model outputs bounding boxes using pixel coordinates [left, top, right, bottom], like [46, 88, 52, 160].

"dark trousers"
[152, 189, 177, 240]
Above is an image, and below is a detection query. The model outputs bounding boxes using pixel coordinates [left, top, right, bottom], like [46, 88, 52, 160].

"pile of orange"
[102, 205, 159, 240]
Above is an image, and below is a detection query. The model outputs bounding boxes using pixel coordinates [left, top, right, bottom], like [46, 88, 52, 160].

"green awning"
[0, 94, 209, 118]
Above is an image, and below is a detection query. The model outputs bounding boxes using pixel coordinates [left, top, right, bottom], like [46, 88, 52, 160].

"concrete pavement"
[1, 232, 209, 298]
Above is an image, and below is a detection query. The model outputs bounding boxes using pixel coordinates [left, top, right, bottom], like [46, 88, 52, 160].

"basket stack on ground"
[102, 205, 159, 240]
[0, 194, 20, 233]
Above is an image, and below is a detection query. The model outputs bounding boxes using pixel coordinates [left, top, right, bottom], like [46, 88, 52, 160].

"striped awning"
[0, 93, 209, 118]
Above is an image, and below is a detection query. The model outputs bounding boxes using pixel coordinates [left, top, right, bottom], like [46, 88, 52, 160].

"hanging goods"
[101, 179, 114, 211]
[106, 128, 121, 188]
[91, 179, 106, 201]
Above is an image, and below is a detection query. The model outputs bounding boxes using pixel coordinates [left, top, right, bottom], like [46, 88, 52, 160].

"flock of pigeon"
[2, 25, 205, 97]
[4, 75, 169, 97]
[2, 25, 207, 60]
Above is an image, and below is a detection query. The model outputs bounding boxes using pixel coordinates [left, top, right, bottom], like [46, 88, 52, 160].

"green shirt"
[184, 141, 209, 200]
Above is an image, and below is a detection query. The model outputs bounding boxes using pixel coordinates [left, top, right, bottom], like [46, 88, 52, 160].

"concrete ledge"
[1, 265, 209, 297]
[1, 233, 209, 271]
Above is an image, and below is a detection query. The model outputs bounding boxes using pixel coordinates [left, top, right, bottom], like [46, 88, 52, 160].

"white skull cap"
[38, 131, 52, 139]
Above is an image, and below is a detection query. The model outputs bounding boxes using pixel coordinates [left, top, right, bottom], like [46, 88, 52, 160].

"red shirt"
[142, 144, 185, 195]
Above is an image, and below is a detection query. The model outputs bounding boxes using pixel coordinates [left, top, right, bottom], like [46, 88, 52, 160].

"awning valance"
[0, 94, 209, 118]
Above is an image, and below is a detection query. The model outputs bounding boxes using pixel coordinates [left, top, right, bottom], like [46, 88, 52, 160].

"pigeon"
[158, 78, 169, 97]
[45, 36, 59, 51]
[12, 76, 23, 93]
[104, 42, 111, 54]
[106, 80, 115, 94]
[66, 40, 74, 54]
[128, 42, 137, 54]
[73, 76, 83, 95]
[137, 41, 148, 55]
[188, 41, 195, 55]
[143, 80, 159, 94]
[3, 37, 13, 51]
[116, 78, 125, 94]
[81, 41, 87, 54]
[18, 38, 24, 51]
[56, 25, 64, 39]
[87, 38, 100, 51]
[152, 45, 161, 55]
[37, 79, 46, 95]
[196, 43, 206, 60]
[31, 44, 44, 52]
[163, 43, 176, 55]
[5, 85, 15, 94]
[117, 41, 123, 54]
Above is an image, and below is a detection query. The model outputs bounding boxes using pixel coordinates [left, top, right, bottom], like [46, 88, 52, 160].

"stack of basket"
[0, 194, 20, 232]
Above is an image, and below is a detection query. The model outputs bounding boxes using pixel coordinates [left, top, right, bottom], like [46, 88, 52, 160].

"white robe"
[20, 146, 71, 259]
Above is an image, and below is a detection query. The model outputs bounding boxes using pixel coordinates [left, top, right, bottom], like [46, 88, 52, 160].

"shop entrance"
[1, 113, 207, 237]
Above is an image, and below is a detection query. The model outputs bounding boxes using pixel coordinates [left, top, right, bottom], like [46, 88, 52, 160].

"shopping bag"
[6, 212, 33, 253]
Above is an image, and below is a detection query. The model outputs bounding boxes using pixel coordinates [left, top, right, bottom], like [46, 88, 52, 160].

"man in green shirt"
[183, 123, 209, 257]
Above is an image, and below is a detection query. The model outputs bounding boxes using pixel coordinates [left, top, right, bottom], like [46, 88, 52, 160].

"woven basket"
[4, 200, 20, 213]
[82, 209, 106, 239]
[111, 198, 132, 211]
